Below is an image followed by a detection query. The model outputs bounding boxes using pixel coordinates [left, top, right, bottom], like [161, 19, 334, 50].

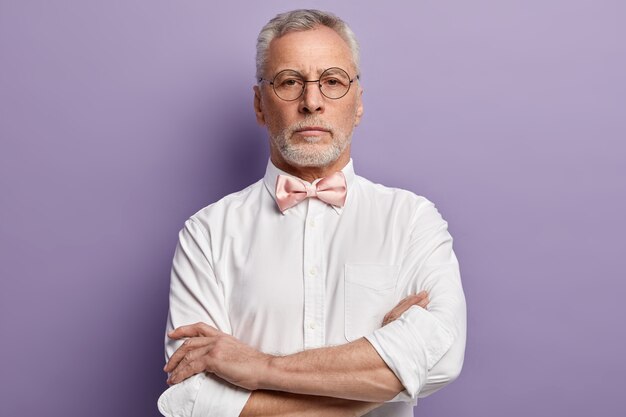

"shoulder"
[354, 175, 448, 230]
[185, 179, 265, 231]
[354, 174, 436, 211]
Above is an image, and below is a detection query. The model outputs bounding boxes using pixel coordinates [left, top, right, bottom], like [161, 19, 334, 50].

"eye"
[279, 78, 303, 88]
[321, 77, 346, 88]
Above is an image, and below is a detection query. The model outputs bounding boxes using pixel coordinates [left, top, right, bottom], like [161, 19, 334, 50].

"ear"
[253, 85, 266, 126]
[354, 87, 364, 126]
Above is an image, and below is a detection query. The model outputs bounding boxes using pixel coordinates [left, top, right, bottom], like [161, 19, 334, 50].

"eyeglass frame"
[258, 67, 360, 101]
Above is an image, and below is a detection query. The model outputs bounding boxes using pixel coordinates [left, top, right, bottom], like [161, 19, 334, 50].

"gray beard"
[270, 118, 351, 168]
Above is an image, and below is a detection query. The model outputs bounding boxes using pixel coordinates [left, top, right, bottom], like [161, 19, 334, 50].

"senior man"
[158, 9, 466, 417]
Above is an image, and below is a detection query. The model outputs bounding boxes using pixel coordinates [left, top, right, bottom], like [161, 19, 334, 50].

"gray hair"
[256, 9, 360, 80]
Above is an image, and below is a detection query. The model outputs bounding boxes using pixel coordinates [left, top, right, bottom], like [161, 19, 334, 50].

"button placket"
[302, 198, 325, 349]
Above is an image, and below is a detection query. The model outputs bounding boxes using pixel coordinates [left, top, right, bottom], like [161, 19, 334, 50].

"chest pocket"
[344, 264, 400, 342]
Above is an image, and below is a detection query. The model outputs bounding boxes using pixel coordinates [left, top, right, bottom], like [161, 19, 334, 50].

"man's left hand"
[164, 322, 272, 389]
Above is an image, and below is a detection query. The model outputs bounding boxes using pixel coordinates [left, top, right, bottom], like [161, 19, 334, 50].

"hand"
[381, 290, 429, 326]
[164, 322, 272, 389]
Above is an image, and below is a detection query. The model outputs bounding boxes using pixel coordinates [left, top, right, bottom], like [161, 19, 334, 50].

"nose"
[298, 81, 325, 114]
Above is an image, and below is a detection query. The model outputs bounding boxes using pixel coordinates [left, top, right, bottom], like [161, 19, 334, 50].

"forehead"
[265, 25, 355, 75]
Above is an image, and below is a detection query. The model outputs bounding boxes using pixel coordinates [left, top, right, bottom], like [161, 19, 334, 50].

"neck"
[270, 146, 351, 183]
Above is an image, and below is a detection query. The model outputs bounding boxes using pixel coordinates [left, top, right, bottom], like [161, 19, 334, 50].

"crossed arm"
[238, 391, 379, 417]
[160, 208, 466, 417]
[163, 294, 430, 417]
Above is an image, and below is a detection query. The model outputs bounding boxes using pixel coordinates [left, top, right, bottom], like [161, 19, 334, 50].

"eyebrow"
[320, 68, 346, 77]
[275, 68, 349, 78]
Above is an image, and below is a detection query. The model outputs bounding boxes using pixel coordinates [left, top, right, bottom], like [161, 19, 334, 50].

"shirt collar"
[263, 158, 356, 215]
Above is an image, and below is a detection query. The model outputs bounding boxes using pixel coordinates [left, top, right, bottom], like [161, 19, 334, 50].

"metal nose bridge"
[300, 79, 323, 94]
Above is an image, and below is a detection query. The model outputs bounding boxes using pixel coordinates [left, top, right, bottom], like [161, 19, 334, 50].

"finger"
[412, 291, 428, 301]
[382, 312, 391, 324]
[391, 291, 426, 313]
[168, 347, 205, 384]
[164, 337, 212, 372]
[382, 302, 407, 325]
[168, 346, 212, 385]
[388, 294, 418, 315]
[382, 304, 407, 326]
[417, 295, 430, 309]
[168, 322, 218, 339]
[382, 314, 396, 326]
[406, 293, 429, 309]
[406, 291, 428, 305]
[381, 292, 429, 325]
[396, 291, 427, 309]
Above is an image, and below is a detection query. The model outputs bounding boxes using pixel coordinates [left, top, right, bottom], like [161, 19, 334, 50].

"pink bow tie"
[275, 172, 347, 213]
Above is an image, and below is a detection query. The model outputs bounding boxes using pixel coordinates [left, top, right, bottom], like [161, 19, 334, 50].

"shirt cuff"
[364, 305, 454, 402]
[158, 373, 251, 417]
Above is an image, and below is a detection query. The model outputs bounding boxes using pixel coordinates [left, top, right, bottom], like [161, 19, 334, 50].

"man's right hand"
[382, 291, 429, 327]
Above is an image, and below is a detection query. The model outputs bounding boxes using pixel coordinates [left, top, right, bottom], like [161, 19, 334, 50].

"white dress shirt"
[158, 158, 467, 417]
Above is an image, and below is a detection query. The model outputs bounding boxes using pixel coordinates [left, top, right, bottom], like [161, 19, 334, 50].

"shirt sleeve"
[157, 218, 252, 417]
[364, 199, 467, 403]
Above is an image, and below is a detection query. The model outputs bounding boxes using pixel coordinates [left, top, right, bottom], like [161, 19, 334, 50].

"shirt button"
[308, 322, 317, 330]
[309, 267, 317, 276]
[309, 219, 316, 228]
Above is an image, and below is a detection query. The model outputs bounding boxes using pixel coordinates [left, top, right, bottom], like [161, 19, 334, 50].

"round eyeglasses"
[258, 67, 359, 101]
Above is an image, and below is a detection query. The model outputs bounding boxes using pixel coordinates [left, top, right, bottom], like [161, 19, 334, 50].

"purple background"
[1, 1, 624, 416]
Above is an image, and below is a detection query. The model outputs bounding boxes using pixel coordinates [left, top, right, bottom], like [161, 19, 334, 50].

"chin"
[280, 145, 341, 168]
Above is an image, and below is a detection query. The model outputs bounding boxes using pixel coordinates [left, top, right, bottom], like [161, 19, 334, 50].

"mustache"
[285, 118, 334, 135]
